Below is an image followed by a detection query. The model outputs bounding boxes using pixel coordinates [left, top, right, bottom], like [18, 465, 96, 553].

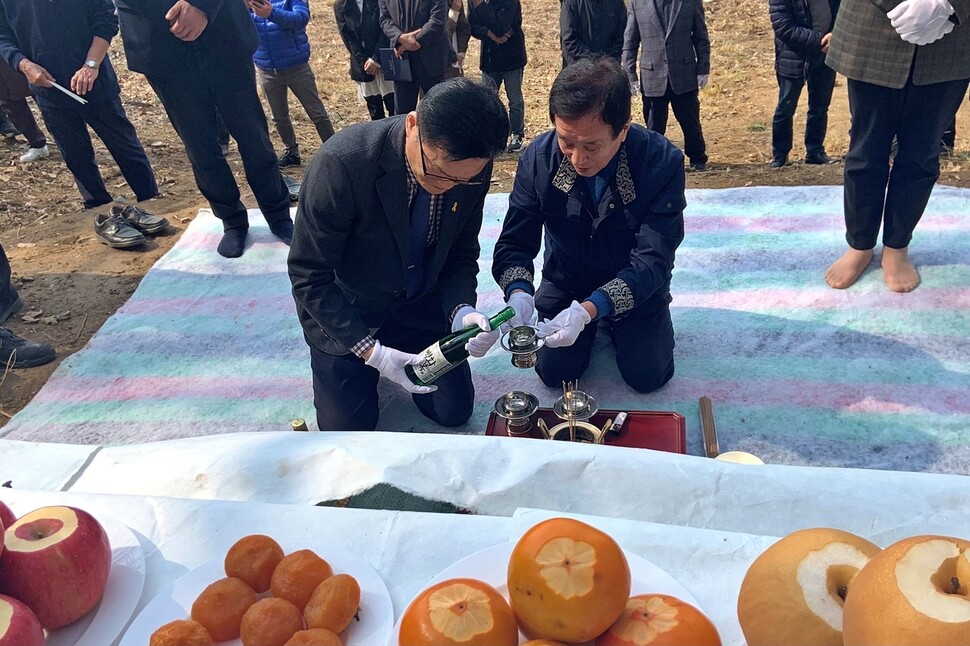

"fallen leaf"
[22, 309, 43, 323]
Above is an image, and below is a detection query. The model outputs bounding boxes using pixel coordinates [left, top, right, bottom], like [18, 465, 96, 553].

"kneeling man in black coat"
[289, 79, 509, 431]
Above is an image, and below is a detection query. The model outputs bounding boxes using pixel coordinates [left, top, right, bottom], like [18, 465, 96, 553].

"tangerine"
[239, 597, 304, 646]
[271, 549, 334, 611]
[225, 534, 285, 593]
[304, 573, 361, 633]
[190, 577, 257, 642]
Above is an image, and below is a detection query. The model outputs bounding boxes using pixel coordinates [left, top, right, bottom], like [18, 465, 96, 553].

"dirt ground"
[1, 0, 968, 424]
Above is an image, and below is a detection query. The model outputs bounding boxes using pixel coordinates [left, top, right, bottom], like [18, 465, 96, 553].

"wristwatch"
[84, 59, 98, 69]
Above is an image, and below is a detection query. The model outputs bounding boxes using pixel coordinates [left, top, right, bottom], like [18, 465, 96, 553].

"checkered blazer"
[826, 0, 970, 88]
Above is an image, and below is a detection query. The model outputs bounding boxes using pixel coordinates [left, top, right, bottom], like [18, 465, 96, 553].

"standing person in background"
[559, 0, 626, 67]
[444, 0, 470, 78]
[0, 59, 47, 162]
[250, 0, 336, 169]
[623, 0, 711, 171]
[824, 0, 969, 292]
[768, 0, 841, 168]
[0, 0, 159, 209]
[335, 0, 396, 120]
[379, 0, 449, 114]
[469, 0, 527, 152]
[114, 0, 295, 258]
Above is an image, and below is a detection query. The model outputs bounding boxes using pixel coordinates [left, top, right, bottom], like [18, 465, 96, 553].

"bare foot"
[824, 248, 874, 289]
[882, 246, 920, 292]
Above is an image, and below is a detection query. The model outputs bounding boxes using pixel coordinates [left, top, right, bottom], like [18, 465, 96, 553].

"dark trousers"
[533, 282, 675, 394]
[0, 98, 45, 148]
[393, 55, 444, 114]
[309, 315, 475, 431]
[0, 242, 18, 321]
[146, 63, 290, 231]
[39, 95, 157, 209]
[483, 67, 525, 136]
[843, 75, 969, 250]
[643, 83, 707, 165]
[772, 62, 836, 159]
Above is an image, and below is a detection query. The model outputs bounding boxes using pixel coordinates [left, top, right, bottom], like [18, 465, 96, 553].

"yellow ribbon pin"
[451, 202, 458, 213]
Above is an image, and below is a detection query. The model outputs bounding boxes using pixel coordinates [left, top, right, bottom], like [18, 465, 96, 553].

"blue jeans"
[771, 60, 836, 159]
[483, 68, 525, 136]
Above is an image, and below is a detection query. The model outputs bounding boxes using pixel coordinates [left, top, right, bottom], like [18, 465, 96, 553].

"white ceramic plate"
[388, 542, 701, 646]
[120, 541, 393, 646]
[46, 513, 147, 646]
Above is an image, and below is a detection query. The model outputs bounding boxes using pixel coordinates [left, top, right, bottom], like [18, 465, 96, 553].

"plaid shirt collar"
[404, 156, 443, 247]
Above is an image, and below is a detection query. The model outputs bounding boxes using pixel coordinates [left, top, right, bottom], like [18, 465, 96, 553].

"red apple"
[0, 594, 45, 646]
[0, 502, 14, 533]
[0, 506, 111, 629]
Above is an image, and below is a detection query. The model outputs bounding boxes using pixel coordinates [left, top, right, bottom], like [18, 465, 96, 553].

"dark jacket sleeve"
[436, 173, 490, 319]
[560, 0, 593, 64]
[416, 0, 447, 45]
[608, 0, 625, 59]
[269, 0, 310, 30]
[87, 0, 120, 42]
[692, 0, 710, 74]
[335, 0, 367, 63]
[379, 0, 403, 46]
[496, 0, 521, 36]
[289, 149, 374, 351]
[769, 0, 823, 52]
[622, 2, 641, 86]
[0, 10, 26, 73]
[468, 1, 494, 39]
[187, 0, 225, 19]
[612, 149, 686, 309]
[492, 147, 544, 297]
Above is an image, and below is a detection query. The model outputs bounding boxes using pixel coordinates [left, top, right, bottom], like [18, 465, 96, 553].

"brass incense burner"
[500, 325, 544, 369]
[537, 381, 614, 444]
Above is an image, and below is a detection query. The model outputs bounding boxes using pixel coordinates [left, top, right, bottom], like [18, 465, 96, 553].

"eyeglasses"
[417, 128, 489, 186]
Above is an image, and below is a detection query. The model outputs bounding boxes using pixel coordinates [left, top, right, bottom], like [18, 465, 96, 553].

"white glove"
[888, 0, 955, 44]
[536, 300, 592, 349]
[452, 306, 500, 358]
[364, 340, 437, 394]
[697, 74, 710, 89]
[506, 291, 536, 328]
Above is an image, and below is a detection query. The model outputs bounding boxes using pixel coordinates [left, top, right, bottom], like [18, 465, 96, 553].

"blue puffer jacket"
[251, 0, 312, 71]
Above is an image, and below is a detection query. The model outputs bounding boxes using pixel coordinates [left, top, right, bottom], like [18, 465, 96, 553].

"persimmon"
[149, 619, 214, 646]
[270, 549, 334, 611]
[399, 577, 518, 646]
[508, 517, 631, 643]
[304, 573, 361, 633]
[523, 641, 568, 645]
[225, 534, 285, 593]
[595, 594, 722, 646]
[283, 628, 344, 646]
[239, 598, 304, 646]
[190, 577, 257, 642]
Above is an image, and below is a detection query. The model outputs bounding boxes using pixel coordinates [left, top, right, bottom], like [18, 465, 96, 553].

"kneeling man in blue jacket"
[492, 57, 685, 393]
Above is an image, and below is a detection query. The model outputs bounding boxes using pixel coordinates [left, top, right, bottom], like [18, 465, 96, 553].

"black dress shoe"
[0, 326, 55, 368]
[688, 162, 708, 172]
[278, 148, 301, 168]
[94, 212, 147, 248]
[281, 174, 301, 203]
[770, 155, 788, 169]
[805, 153, 838, 165]
[112, 204, 169, 235]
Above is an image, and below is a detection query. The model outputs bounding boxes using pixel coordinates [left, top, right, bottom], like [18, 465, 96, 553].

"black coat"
[378, 0, 449, 77]
[289, 115, 492, 355]
[115, 0, 259, 79]
[468, 0, 526, 74]
[559, 0, 626, 67]
[493, 125, 685, 317]
[769, 0, 840, 78]
[335, 0, 388, 82]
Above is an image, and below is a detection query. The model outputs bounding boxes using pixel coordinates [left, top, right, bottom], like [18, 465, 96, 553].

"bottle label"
[411, 342, 453, 383]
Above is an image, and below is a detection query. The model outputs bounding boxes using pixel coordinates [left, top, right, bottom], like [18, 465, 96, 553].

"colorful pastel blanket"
[4, 186, 969, 475]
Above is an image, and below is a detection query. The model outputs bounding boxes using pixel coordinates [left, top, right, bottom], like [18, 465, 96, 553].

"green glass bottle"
[405, 306, 515, 386]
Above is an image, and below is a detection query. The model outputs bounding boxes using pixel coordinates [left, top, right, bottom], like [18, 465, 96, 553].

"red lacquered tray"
[485, 407, 686, 454]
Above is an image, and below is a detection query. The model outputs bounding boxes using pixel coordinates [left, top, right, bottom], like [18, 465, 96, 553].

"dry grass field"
[1, 0, 968, 421]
